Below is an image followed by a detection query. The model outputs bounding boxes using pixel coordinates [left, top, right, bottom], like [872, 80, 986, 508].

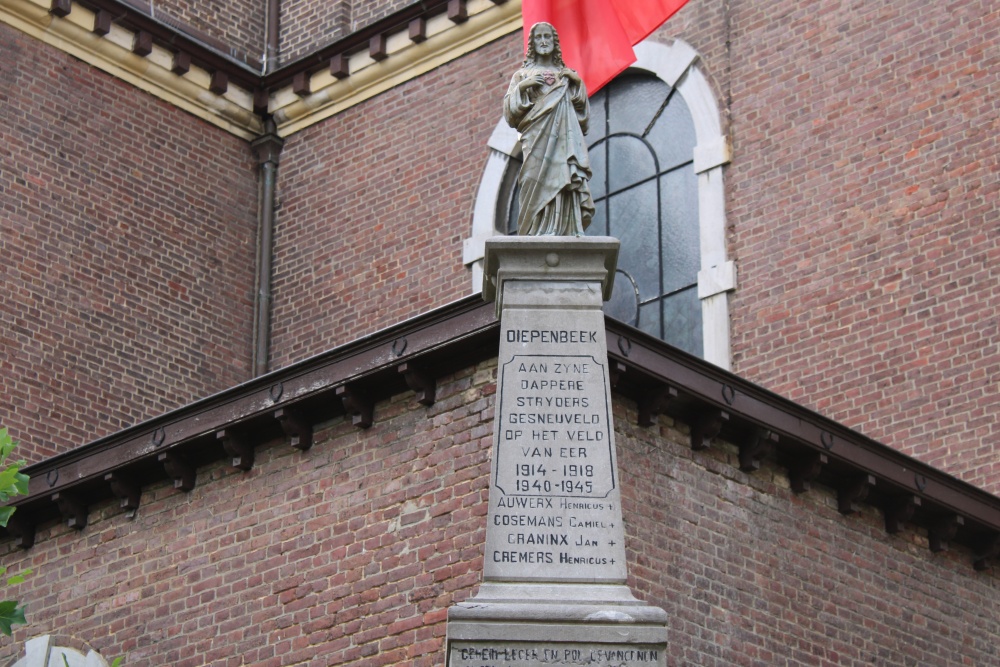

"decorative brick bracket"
[3, 297, 1000, 573]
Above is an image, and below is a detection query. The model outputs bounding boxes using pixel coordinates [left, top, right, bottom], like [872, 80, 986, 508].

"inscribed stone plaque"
[446, 237, 667, 667]
[484, 300, 627, 584]
[450, 641, 664, 667]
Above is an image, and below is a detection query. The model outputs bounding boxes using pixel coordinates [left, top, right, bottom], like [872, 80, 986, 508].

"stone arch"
[465, 38, 735, 368]
[5, 635, 114, 667]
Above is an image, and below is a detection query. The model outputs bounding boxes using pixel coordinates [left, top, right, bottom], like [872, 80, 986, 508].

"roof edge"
[5, 296, 999, 571]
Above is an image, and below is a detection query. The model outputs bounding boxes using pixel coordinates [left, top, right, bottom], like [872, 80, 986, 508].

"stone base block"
[446, 584, 667, 666]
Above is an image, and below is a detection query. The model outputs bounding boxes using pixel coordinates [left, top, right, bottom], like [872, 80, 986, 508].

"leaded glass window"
[502, 71, 702, 356]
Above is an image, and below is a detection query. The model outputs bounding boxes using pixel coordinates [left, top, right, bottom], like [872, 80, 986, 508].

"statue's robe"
[504, 67, 595, 236]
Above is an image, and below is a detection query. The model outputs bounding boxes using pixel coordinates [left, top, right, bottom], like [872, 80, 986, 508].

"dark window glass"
[501, 71, 701, 356]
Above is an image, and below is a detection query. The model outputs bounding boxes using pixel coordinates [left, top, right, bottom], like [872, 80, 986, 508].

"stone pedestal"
[446, 236, 667, 667]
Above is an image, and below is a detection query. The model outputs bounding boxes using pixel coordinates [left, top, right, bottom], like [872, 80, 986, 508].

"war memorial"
[2, 1, 999, 665]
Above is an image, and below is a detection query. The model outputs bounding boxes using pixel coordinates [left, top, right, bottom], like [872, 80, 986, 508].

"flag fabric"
[522, 0, 690, 94]
[609, 0, 690, 44]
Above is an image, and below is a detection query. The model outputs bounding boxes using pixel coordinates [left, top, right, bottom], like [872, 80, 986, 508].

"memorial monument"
[445, 24, 668, 667]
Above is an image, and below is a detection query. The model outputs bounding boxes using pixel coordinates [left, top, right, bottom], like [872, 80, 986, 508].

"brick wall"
[349, 0, 414, 34]
[0, 24, 259, 464]
[1, 365, 996, 666]
[6, 0, 997, 497]
[271, 0, 1000, 494]
[723, 0, 1000, 494]
[0, 361, 497, 666]
[151, 0, 265, 63]
[279, 0, 351, 65]
[279, 0, 417, 65]
[267, 34, 522, 369]
[616, 401, 1000, 665]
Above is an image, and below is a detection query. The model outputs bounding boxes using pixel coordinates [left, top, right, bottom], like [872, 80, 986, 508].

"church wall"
[616, 400, 1000, 665]
[0, 360, 996, 666]
[0, 23, 259, 464]
[279, 0, 417, 65]
[268, 0, 1000, 491]
[267, 33, 521, 369]
[279, 0, 351, 65]
[0, 0, 994, 508]
[152, 0, 266, 62]
[0, 360, 498, 666]
[722, 0, 1000, 493]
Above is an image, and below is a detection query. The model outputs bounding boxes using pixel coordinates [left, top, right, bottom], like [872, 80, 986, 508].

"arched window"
[6, 635, 116, 667]
[467, 39, 735, 368]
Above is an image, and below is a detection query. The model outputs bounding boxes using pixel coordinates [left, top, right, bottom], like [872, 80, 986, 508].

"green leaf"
[13, 471, 28, 496]
[5, 568, 31, 586]
[0, 429, 13, 463]
[0, 466, 21, 493]
[0, 599, 27, 636]
[0, 506, 14, 529]
[111, 658, 123, 667]
[0, 428, 29, 528]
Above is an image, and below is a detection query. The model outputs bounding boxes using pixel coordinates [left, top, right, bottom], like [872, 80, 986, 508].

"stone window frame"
[465, 39, 735, 369]
[6, 635, 114, 667]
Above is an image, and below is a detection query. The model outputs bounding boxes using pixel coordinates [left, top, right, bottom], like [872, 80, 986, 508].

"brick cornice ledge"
[269, 0, 521, 136]
[4, 295, 1000, 574]
[0, 0, 523, 139]
[0, 0, 263, 138]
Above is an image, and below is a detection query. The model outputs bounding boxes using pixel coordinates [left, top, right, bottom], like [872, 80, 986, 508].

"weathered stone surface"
[447, 236, 667, 665]
[485, 283, 625, 584]
[449, 640, 664, 667]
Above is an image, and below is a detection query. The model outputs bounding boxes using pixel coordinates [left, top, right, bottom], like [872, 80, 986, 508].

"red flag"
[522, 0, 690, 94]
[609, 0, 690, 44]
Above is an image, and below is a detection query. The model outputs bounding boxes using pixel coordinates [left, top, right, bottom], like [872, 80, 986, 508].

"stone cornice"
[0, 0, 263, 138]
[268, 0, 521, 136]
[0, 0, 522, 138]
[4, 295, 1000, 573]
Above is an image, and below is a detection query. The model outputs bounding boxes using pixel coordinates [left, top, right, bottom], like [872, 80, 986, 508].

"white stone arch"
[464, 39, 735, 369]
[6, 635, 114, 667]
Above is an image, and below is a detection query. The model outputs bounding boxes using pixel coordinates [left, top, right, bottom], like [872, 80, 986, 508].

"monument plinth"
[446, 236, 667, 667]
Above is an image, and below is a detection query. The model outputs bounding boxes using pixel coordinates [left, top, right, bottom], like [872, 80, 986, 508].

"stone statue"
[504, 22, 595, 236]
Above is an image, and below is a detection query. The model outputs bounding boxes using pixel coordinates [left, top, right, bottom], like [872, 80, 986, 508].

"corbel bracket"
[739, 427, 776, 472]
[608, 360, 627, 389]
[690, 409, 728, 451]
[51, 491, 88, 530]
[789, 452, 827, 494]
[448, 0, 469, 23]
[973, 533, 1000, 572]
[928, 514, 964, 553]
[399, 362, 436, 407]
[6, 513, 35, 550]
[408, 17, 427, 43]
[637, 384, 678, 427]
[158, 450, 196, 492]
[105, 471, 141, 513]
[49, 0, 71, 17]
[838, 474, 876, 515]
[275, 407, 313, 450]
[883, 494, 921, 534]
[337, 385, 374, 429]
[217, 428, 255, 471]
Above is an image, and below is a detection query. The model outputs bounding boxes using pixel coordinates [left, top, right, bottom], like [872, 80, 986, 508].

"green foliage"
[0, 428, 29, 636]
[0, 429, 30, 526]
[0, 601, 25, 636]
[0, 430, 119, 663]
[0, 566, 33, 587]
